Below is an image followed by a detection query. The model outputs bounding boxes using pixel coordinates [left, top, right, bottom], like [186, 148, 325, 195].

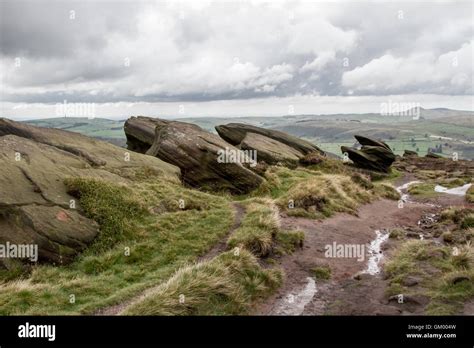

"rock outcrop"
[240, 132, 302, 168]
[0, 118, 179, 265]
[124, 116, 264, 194]
[341, 135, 396, 172]
[215, 123, 325, 155]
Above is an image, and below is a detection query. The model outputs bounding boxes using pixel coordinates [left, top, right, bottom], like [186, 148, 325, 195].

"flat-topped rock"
[215, 123, 325, 155]
[240, 132, 302, 168]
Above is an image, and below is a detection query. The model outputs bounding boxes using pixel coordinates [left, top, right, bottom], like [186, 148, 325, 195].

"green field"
[22, 108, 474, 159]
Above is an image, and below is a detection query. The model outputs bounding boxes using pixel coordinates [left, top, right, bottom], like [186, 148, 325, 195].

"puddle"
[362, 229, 389, 275]
[434, 183, 472, 196]
[271, 277, 317, 315]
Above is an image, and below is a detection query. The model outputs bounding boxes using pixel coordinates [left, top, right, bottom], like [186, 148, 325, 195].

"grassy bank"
[0, 176, 236, 314]
[385, 208, 474, 314]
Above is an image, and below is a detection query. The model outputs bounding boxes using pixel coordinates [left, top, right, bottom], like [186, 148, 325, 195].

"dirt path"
[256, 177, 467, 315]
[95, 202, 245, 316]
[198, 202, 245, 262]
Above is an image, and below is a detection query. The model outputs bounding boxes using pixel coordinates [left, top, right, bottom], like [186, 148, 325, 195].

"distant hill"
[21, 107, 474, 159]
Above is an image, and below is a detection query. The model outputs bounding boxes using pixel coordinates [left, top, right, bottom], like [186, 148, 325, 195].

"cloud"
[342, 40, 473, 95]
[0, 0, 472, 105]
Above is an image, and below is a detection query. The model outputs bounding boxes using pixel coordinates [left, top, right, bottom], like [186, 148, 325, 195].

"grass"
[389, 228, 405, 240]
[64, 178, 147, 253]
[0, 176, 237, 315]
[311, 265, 331, 280]
[439, 208, 474, 242]
[122, 250, 283, 315]
[227, 197, 304, 257]
[384, 239, 474, 314]
[467, 185, 474, 203]
[407, 183, 437, 197]
[276, 173, 384, 219]
[0, 156, 402, 315]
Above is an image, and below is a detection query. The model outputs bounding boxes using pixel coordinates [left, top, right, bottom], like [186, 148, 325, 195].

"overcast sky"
[0, 0, 472, 119]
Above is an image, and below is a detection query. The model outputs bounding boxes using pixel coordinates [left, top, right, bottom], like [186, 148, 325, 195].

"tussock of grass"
[373, 183, 400, 200]
[311, 265, 331, 280]
[227, 198, 278, 256]
[439, 208, 474, 242]
[227, 197, 304, 257]
[389, 228, 405, 240]
[407, 183, 437, 197]
[467, 185, 474, 203]
[277, 174, 374, 219]
[461, 213, 474, 229]
[385, 239, 474, 314]
[122, 250, 283, 315]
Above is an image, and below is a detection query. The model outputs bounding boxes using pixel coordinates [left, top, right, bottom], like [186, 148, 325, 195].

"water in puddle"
[434, 183, 472, 196]
[272, 277, 317, 315]
[362, 229, 389, 275]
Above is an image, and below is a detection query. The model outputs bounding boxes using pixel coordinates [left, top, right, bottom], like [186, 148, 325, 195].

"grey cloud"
[0, 0, 472, 104]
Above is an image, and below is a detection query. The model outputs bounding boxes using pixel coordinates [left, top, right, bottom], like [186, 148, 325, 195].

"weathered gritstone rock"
[0, 118, 179, 176]
[125, 116, 264, 194]
[0, 135, 127, 207]
[0, 205, 98, 266]
[215, 123, 325, 155]
[124, 116, 171, 152]
[240, 132, 302, 168]
[354, 135, 391, 151]
[341, 135, 396, 173]
[0, 119, 180, 265]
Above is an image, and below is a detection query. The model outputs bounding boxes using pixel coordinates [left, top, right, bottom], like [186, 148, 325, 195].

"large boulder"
[341, 135, 395, 172]
[215, 123, 324, 155]
[125, 117, 264, 194]
[124, 116, 171, 153]
[0, 118, 179, 175]
[0, 204, 98, 265]
[354, 135, 391, 151]
[240, 132, 302, 168]
[0, 119, 180, 265]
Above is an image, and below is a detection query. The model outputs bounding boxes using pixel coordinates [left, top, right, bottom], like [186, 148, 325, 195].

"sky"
[0, 0, 473, 120]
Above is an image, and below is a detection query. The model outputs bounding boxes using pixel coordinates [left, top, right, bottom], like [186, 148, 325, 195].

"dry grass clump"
[277, 174, 375, 219]
[122, 250, 283, 315]
[227, 197, 304, 257]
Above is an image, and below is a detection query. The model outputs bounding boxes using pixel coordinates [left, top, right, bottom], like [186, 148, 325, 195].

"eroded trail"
[256, 178, 468, 315]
